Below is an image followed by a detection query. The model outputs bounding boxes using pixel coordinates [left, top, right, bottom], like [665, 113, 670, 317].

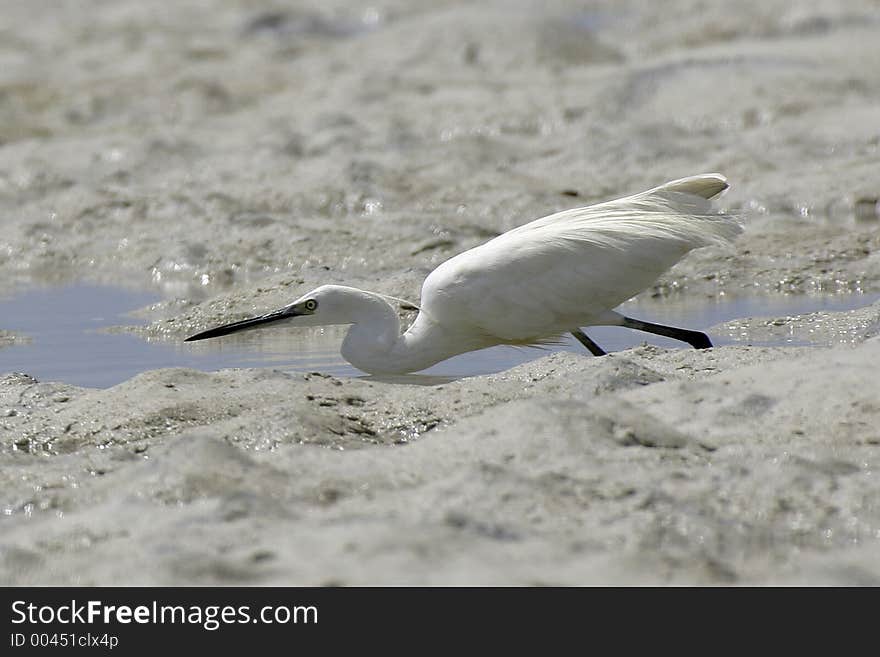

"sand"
[2, 0, 880, 584]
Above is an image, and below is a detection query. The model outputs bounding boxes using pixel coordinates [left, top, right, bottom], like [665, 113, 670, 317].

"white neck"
[339, 292, 478, 375]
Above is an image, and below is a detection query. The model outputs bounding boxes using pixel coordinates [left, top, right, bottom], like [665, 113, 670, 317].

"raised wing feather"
[420, 174, 740, 343]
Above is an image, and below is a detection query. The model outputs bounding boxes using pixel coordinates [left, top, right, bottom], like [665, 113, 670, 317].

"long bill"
[184, 307, 301, 342]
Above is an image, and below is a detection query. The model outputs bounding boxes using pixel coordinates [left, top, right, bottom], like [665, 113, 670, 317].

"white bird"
[186, 174, 741, 374]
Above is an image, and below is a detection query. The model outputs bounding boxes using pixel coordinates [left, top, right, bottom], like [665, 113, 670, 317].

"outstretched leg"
[620, 316, 712, 350]
[571, 328, 607, 356]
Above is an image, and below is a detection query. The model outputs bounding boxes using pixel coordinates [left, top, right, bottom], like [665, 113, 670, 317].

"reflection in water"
[1, 283, 878, 388]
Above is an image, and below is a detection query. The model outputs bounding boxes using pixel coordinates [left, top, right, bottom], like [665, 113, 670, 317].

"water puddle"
[0, 284, 877, 388]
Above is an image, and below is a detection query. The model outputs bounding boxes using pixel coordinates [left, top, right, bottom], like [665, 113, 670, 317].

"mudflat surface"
[2, 0, 880, 584]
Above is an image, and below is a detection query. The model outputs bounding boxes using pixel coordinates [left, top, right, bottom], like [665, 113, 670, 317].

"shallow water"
[1, 284, 877, 388]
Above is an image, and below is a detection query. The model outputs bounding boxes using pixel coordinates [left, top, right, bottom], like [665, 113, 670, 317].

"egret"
[186, 174, 741, 374]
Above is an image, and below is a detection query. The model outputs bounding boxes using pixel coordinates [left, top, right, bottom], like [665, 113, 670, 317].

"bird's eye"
[304, 299, 318, 312]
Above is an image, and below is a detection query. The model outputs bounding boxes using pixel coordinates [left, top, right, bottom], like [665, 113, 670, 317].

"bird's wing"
[502, 173, 738, 247]
[420, 174, 740, 342]
[645, 172, 730, 201]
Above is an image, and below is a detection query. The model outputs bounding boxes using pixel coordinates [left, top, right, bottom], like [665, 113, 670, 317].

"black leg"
[620, 316, 712, 350]
[571, 328, 607, 356]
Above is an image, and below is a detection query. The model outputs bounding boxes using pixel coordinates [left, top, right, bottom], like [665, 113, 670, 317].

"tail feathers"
[647, 173, 729, 200]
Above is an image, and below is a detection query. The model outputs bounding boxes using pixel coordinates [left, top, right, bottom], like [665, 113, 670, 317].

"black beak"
[184, 307, 301, 342]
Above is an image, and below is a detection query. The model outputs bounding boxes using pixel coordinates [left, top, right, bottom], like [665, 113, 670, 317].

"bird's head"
[184, 284, 397, 341]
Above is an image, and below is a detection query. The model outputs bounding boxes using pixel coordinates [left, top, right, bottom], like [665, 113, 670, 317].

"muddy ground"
[2, 0, 880, 584]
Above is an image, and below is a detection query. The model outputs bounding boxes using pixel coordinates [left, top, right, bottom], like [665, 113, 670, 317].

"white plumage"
[187, 174, 741, 375]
